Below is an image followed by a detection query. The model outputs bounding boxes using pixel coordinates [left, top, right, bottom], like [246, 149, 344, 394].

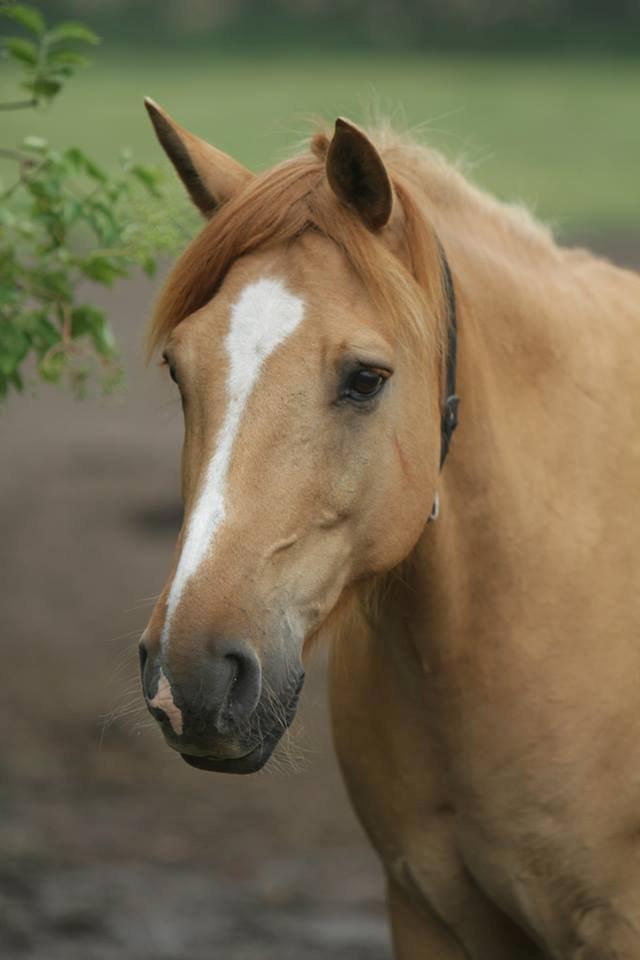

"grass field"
[3, 52, 639, 227]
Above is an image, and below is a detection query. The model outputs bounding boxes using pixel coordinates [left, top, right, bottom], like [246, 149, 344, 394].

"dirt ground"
[2, 231, 638, 960]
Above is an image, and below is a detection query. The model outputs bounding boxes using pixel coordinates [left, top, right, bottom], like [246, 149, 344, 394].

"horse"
[138, 98, 640, 959]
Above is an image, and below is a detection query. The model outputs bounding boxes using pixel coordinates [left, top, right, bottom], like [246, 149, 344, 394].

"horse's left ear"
[325, 118, 393, 231]
[144, 97, 252, 217]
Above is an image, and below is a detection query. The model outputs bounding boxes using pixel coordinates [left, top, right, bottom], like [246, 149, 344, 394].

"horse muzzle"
[139, 637, 304, 774]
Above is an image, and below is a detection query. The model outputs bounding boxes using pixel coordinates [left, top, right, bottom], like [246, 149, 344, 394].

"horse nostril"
[138, 639, 159, 703]
[141, 639, 263, 740]
[219, 647, 262, 729]
[138, 641, 148, 676]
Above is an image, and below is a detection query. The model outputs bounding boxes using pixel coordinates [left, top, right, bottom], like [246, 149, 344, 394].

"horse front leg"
[388, 877, 465, 960]
[329, 629, 544, 960]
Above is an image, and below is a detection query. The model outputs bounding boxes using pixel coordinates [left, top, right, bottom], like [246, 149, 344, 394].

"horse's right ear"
[325, 118, 393, 231]
[144, 98, 252, 217]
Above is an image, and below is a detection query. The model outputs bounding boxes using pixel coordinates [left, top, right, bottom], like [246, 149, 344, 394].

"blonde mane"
[149, 122, 555, 361]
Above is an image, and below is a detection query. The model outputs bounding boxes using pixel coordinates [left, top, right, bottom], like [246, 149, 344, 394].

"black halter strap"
[436, 239, 459, 470]
[427, 240, 459, 523]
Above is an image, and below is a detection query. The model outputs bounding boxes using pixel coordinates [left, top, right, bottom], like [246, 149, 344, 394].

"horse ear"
[325, 118, 393, 231]
[144, 98, 252, 217]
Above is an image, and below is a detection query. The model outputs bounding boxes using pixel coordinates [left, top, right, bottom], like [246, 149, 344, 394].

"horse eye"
[344, 367, 387, 402]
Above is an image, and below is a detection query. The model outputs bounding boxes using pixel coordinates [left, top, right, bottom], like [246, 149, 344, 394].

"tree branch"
[0, 98, 38, 111]
[0, 148, 35, 163]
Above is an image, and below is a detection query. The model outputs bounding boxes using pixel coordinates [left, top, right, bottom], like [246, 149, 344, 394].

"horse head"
[139, 101, 450, 773]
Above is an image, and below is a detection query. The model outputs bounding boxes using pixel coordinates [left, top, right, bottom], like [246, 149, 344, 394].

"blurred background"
[1, 2, 638, 958]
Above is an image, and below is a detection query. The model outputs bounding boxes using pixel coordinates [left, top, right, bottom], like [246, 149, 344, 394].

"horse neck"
[388, 181, 565, 661]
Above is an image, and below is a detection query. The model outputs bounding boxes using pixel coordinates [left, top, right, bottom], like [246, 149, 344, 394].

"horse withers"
[138, 99, 640, 959]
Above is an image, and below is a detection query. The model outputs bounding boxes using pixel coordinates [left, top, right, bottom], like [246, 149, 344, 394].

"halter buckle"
[439, 394, 459, 469]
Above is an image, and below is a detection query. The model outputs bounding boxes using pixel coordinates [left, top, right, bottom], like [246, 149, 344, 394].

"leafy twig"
[0, 146, 36, 161]
[0, 97, 37, 109]
[0, 3, 181, 400]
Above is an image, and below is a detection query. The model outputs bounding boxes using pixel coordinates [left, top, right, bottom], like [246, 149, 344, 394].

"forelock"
[148, 126, 447, 365]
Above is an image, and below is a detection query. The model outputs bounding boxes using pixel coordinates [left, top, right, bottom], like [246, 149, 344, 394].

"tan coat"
[143, 101, 640, 958]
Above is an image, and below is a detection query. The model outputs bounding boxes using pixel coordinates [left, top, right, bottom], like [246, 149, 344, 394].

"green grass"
[3, 52, 640, 228]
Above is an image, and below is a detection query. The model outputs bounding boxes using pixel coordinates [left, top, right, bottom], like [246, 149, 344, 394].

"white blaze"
[161, 277, 305, 646]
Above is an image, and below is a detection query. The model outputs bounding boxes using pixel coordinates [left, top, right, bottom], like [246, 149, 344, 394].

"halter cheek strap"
[428, 240, 459, 522]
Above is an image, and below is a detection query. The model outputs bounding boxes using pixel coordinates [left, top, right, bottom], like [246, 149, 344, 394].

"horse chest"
[332, 620, 640, 958]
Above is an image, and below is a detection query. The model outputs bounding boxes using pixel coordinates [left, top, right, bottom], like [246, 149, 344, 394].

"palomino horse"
[139, 99, 640, 958]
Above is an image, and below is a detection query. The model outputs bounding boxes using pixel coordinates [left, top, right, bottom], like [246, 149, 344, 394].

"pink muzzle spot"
[148, 669, 184, 736]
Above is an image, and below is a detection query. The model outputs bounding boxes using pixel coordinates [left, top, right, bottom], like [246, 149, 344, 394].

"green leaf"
[47, 21, 99, 46]
[46, 49, 90, 68]
[22, 134, 48, 152]
[71, 304, 115, 355]
[141, 254, 157, 277]
[4, 36, 38, 64]
[79, 253, 126, 285]
[0, 206, 16, 228]
[30, 312, 60, 349]
[29, 269, 71, 303]
[64, 146, 106, 182]
[86, 200, 119, 237]
[25, 75, 62, 99]
[38, 350, 65, 383]
[131, 164, 162, 197]
[0, 285, 18, 306]
[70, 304, 101, 335]
[0, 323, 29, 373]
[2, 4, 45, 36]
